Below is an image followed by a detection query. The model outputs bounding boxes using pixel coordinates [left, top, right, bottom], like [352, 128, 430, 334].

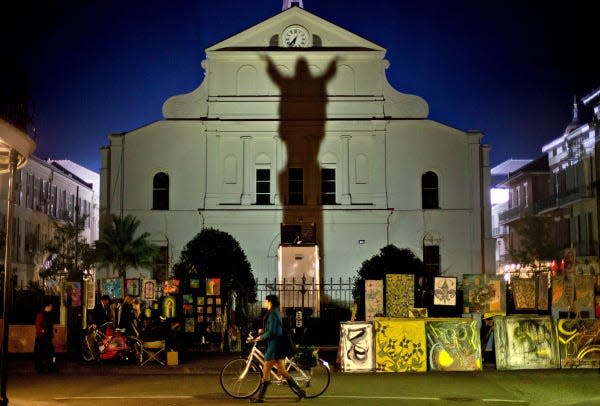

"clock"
[282, 25, 309, 48]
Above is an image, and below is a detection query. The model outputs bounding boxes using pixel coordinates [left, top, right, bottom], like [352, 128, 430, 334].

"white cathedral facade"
[100, 5, 495, 283]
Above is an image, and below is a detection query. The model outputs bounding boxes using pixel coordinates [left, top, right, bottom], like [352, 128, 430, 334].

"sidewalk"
[6, 346, 340, 376]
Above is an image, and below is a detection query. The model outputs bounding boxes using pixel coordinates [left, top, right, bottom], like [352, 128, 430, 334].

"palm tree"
[93, 214, 158, 277]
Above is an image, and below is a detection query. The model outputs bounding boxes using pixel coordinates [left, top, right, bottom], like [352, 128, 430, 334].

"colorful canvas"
[385, 274, 414, 318]
[185, 317, 195, 333]
[190, 279, 200, 289]
[374, 317, 426, 372]
[463, 274, 506, 313]
[339, 322, 375, 372]
[162, 279, 180, 295]
[162, 296, 177, 318]
[536, 273, 549, 311]
[206, 278, 221, 296]
[426, 318, 482, 371]
[364, 280, 384, 321]
[142, 279, 156, 300]
[125, 278, 140, 296]
[552, 275, 595, 318]
[408, 308, 428, 318]
[85, 278, 95, 310]
[182, 294, 193, 304]
[63, 281, 81, 306]
[494, 315, 559, 370]
[511, 278, 536, 310]
[102, 278, 124, 299]
[557, 318, 600, 368]
[433, 277, 457, 306]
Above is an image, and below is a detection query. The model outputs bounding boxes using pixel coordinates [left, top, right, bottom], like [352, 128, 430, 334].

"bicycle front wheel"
[289, 358, 331, 398]
[220, 358, 262, 399]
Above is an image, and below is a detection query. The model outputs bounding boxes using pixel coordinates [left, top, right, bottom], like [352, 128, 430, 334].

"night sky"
[4, 0, 598, 173]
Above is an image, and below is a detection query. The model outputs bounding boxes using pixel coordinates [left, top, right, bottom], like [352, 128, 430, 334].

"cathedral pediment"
[206, 6, 385, 52]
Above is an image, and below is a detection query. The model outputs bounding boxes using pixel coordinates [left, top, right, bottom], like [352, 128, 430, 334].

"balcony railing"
[534, 185, 593, 214]
[492, 226, 509, 237]
[498, 206, 523, 224]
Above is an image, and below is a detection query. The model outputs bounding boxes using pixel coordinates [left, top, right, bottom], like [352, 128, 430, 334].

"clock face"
[283, 25, 309, 48]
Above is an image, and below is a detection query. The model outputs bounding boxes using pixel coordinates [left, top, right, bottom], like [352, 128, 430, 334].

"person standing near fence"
[34, 299, 57, 373]
[250, 294, 305, 403]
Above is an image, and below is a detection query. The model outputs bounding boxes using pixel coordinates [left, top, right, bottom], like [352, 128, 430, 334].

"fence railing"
[249, 277, 355, 320]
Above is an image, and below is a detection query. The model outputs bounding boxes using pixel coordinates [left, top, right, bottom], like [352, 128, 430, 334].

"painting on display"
[85, 278, 95, 310]
[102, 278, 124, 299]
[125, 278, 140, 297]
[142, 279, 156, 300]
[206, 278, 221, 296]
[426, 318, 482, 371]
[364, 280, 384, 321]
[385, 274, 414, 318]
[494, 315, 560, 370]
[433, 277, 457, 306]
[374, 317, 427, 373]
[463, 274, 506, 313]
[184, 318, 195, 333]
[339, 322, 375, 372]
[536, 273, 549, 311]
[162, 279, 180, 295]
[552, 275, 595, 318]
[63, 281, 81, 306]
[162, 296, 177, 318]
[190, 279, 200, 289]
[557, 319, 600, 368]
[511, 278, 537, 310]
[408, 308, 428, 318]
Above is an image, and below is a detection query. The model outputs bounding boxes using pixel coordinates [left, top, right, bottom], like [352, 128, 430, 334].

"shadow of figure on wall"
[264, 55, 338, 279]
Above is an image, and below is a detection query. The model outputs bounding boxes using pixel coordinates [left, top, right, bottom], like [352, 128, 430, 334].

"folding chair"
[140, 340, 166, 366]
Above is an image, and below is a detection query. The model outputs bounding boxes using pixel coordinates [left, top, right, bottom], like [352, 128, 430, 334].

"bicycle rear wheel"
[289, 358, 331, 398]
[220, 358, 262, 399]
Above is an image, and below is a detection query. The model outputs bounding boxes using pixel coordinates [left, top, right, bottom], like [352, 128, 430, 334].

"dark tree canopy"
[352, 245, 426, 317]
[173, 228, 257, 305]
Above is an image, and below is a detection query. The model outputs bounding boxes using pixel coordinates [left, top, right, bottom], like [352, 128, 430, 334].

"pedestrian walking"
[34, 299, 57, 373]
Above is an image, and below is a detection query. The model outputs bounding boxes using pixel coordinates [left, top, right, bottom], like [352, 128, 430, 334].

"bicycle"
[82, 321, 143, 364]
[219, 333, 331, 399]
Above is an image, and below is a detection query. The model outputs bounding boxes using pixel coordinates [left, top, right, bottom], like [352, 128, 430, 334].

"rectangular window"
[523, 182, 528, 207]
[255, 169, 271, 205]
[153, 246, 169, 282]
[423, 245, 440, 276]
[288, 168, 303, 205]
[321, 168, 336, 204]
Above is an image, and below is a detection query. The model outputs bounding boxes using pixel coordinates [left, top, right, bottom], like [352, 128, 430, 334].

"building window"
[321, 168, 336, 204]
[523, 182, 528, 207]
[153, 172, 169, 210]
[423, 245, 440, 276]
[256, 168, 271, 205]
[153, 246, 169, 282]
[421, 171, 439, 209]
[288, 168, 303, 205]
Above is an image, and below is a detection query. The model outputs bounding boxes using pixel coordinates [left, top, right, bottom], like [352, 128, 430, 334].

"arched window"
[153, 172, 169, 210]
[421, 171, 439, 209]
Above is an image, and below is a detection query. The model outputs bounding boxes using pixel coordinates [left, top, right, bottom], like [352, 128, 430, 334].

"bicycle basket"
[294, 346, 318, 369]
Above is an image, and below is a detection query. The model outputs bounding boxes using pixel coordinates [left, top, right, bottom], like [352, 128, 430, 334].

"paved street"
[4, 353, 600, 406]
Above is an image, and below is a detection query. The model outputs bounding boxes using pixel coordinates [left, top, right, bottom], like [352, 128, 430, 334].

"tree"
[173, 227, 256, 305]
[93, 214, 158, 278]
[352, 245, 426, 318]
[43, 215, 93, 280]
[509, 214, 561, 272]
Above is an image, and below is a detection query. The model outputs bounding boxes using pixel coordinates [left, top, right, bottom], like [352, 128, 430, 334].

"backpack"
[279, 320, 298, 358]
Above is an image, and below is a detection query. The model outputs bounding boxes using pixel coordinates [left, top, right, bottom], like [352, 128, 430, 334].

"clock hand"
[290, 35, 297, 45]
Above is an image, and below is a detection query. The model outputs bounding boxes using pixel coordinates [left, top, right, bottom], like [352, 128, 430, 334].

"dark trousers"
[34, 336, 56, 373]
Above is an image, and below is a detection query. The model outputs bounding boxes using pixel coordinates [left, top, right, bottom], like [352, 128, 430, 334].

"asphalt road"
[5, 368, 600, 406]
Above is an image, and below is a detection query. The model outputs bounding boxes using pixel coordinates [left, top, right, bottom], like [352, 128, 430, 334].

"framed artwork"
[162, 279, 180, 295]
[433, 277, 457, 306]
[364, 280, 384, 322]
[185, 318, 195, 333]
[182, 294, 193, 304]
[102, 278, 124, 299]
[408, 308, 428, 318]
[197, 296, 205, 306]
[190, 279, 200, 289]
[339, 322, 375, 372]
[207, 297, 213, 305]
[125, 278, 140, 296]
[162, 296, 177, 318]
[216, 297, 222, 305]
[63, 281, 81, 306]
[197, 306, 203, 313]
[197, 314, 204, 323]
[426, 318, 482, 371]
[183, 303, 193, 315]
[85, 278, 95, 310]
[142, 279, 156, 300]
[206, 278, 221, 296]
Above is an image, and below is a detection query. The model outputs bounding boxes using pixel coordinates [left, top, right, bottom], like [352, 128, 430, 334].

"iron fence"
[249, 276, 356, 320]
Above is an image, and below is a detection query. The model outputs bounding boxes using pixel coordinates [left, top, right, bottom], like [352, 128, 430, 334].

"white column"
[241, 136, 253, 205]
[273, 136, 282, 205]
[340, 135, 352, 204]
